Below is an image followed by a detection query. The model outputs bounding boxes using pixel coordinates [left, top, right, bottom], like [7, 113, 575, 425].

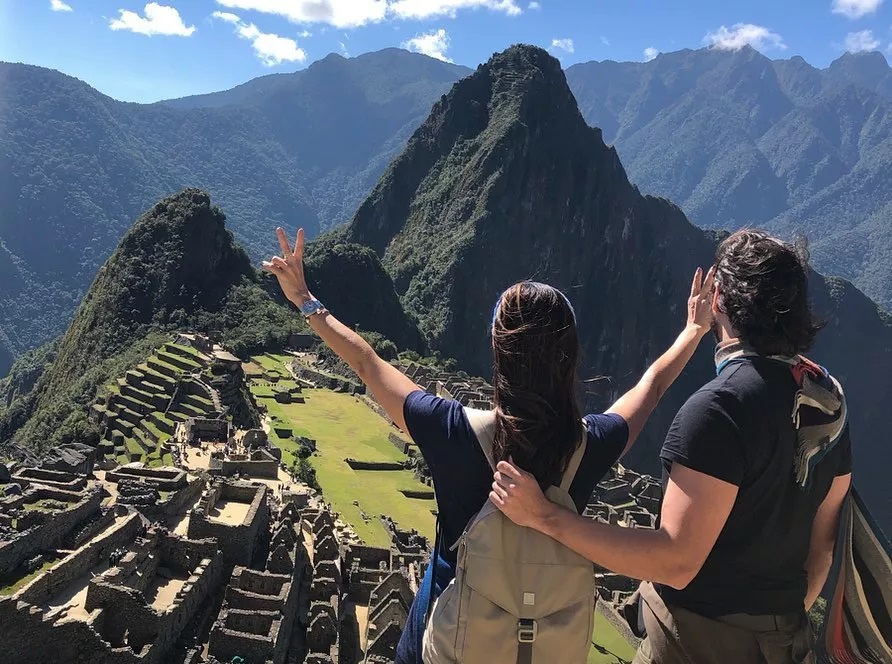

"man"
[491, 230, 852, 664]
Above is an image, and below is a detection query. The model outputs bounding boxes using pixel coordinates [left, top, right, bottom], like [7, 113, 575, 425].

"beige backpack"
[422, 408, 596, 664]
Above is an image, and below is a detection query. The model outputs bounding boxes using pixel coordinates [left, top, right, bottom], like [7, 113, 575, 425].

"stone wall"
[387, 432, 411, 455]
[0, 488, 103, 577]
[291, 364, 365, 395]
[69, 508, 117, 549]
[596, 598, 642, 649]
[16, 511, 142, 607]
[13, 467, 87, 491]
[138, 475, 205, 521]
[219, 457, 278, 479]
[344, 459, 405, 471]
[106, 466, 187, 491]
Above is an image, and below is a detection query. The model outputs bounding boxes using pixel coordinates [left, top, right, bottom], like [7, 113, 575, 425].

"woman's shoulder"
[403, 390, 471, 439]
[578, 413, 629, 469]
[582, 412, 629, 445]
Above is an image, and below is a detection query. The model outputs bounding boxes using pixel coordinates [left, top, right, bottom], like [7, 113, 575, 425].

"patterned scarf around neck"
[714, 340, 848, 489]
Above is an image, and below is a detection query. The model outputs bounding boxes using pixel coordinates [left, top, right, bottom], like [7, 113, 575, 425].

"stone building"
[364, 572, 413, 663]
[208, 502, 312, 664]
[187, 480, 269, 566]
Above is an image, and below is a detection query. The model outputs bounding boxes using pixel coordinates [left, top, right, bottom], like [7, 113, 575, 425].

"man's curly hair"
[714, 230, 823, 357]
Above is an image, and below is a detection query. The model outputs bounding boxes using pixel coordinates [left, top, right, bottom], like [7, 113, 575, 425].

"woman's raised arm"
[606, 266, 715, 455]
[263, 227, 419, 432]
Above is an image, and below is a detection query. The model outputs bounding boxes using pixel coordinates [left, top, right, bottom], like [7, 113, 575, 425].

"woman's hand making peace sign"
[262, 227, 313, 308]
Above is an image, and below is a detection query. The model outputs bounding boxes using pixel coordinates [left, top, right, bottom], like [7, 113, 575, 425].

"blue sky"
[1, 0, 891, 102]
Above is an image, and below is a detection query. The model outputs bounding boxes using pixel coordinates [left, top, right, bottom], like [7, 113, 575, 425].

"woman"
[264, 227, 715, 664]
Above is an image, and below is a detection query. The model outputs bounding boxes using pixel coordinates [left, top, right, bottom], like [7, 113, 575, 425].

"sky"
[1, 0, 891, 103]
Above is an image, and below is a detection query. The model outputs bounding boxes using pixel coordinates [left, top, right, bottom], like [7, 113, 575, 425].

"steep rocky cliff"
[347, 45, 892, 530]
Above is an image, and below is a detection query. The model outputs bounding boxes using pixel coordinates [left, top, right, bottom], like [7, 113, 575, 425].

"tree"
[292, 457, 320, 491]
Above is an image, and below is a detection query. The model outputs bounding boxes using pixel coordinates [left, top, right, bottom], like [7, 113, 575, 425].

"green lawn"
[254, 353, 293, 374]
[588, 611, 638, 664]
[256, 386, 435, 547]
[0, 559, 57, 596]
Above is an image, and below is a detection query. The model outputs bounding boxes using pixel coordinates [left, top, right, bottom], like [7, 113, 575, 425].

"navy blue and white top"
[395, 390, 629, 664]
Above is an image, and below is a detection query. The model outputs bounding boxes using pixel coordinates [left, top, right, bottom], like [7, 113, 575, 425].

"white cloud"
[215, 0, 387, 28]
[389, 0, 522, 19]
[832, 0, 884, 19]
[844, 29, 881, 51]
[704, 23, 786, 52]
[550, 37, 574, 53]
[600, 35, 610, 46]
[402, 28, 453, 62]
[299, 29, 313, 38]
[339, 41, 350, 56]
[50, 0, 73, 12]
[212, 11, 307, 65]
[215, 0, 521, 26]
[643, 46, 659, 62]
[212, 10, 241, 23]
[528, 1, 540, 8]
[109, 3, 196, 36]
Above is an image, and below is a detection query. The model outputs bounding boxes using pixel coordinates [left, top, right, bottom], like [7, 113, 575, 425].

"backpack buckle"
[517, 618, 537, 643]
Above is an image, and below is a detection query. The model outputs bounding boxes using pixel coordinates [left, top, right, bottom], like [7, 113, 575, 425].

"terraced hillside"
[90, 343, 221, 466]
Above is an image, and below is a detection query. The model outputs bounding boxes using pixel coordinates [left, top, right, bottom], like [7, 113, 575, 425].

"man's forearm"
[804, 550, 833, 610]
[539, 505, 692, 589]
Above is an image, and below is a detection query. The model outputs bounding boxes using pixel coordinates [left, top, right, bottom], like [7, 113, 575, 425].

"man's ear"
[711, 283, 722, 315]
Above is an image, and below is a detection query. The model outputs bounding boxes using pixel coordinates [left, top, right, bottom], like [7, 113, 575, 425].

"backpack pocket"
[458, 557, 595, 663]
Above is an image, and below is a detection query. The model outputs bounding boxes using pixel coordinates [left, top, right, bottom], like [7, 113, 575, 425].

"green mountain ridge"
[565, 46, 892, 310]
[0, 50, 469, 376]
[346, 45, 892, 531]
[0, 189, 296, 451]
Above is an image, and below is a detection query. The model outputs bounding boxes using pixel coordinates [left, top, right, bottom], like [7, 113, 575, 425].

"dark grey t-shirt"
[658, 357, 852, 616]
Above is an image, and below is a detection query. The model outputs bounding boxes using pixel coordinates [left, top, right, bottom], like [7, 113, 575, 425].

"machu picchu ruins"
[0, 333, 659, 663]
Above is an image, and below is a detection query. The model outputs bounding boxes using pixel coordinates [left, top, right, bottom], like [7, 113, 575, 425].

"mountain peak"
[830, 49, 890, 70]
[347, 44, 625, 255]
[827, 50, 891, 93]
[60, 188, 252, 384]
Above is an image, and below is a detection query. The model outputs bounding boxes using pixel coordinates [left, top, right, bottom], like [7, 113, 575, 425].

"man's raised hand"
[262, 227, 312, 308]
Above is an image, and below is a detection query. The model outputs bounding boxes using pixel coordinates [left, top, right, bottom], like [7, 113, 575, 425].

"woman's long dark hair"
[491, 281, 582, 488]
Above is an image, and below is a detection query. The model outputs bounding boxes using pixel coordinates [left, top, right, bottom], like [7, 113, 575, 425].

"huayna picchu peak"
[350, 45, 892, 531]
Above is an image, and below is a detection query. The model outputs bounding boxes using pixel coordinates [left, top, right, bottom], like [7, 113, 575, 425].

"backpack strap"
[559, 429, 588, 493]
[463, 407, 588, 492]
[464, 407, 497, 469]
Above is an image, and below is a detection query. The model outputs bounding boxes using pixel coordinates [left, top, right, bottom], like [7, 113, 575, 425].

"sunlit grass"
[249, 376, 431, 547]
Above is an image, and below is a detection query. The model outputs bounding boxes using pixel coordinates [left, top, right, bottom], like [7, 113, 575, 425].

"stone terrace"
[90, 342, 220, 467]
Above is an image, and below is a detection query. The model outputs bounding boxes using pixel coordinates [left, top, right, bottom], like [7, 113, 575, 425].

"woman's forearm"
[608, 324, 707, 449]
[645, 324, 707, 398]
[303, 310, 376, 376]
